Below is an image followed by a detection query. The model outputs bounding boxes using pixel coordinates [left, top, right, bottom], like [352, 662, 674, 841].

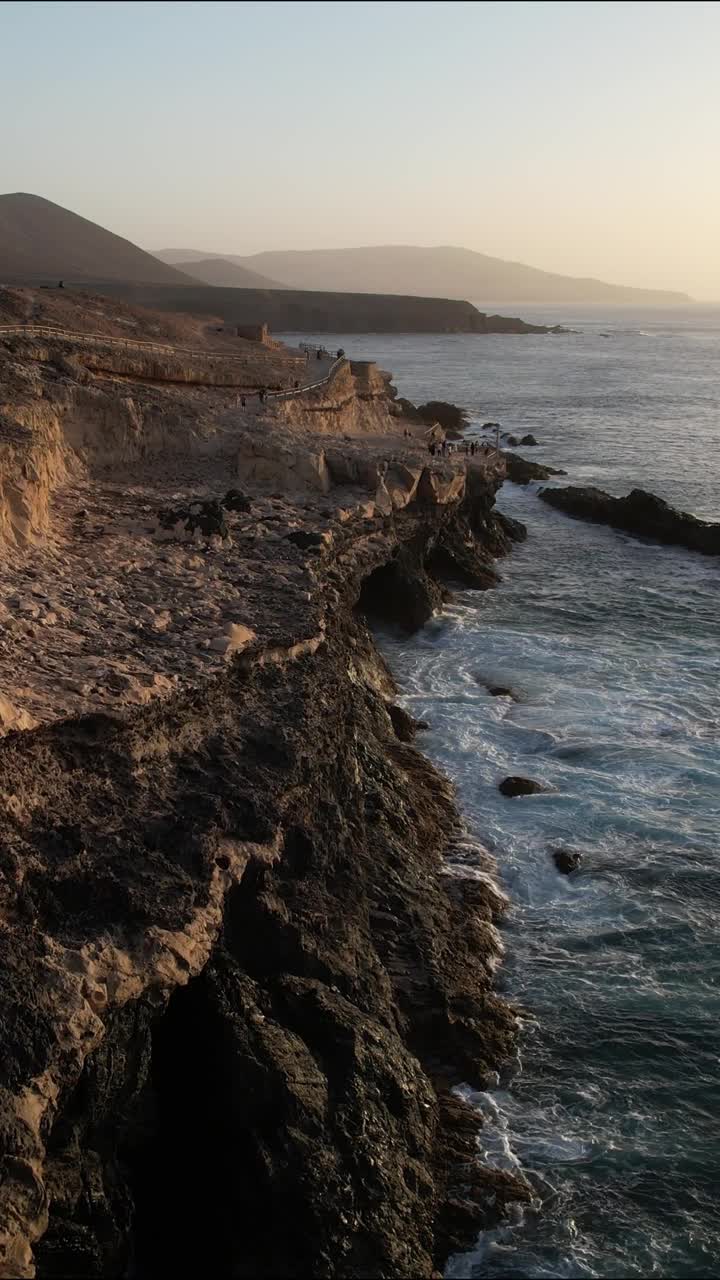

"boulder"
[519, 433, 539, 446]
[505, 434, 519, 447]
[539, 485, 720, 556]
[504, 453, 567, 486]
[553, 847, 582, 874]
[222, 488, 251, 513]
[158, 499, 229, 541]
[488, 686, 514, 698]
[498, 776, 552, 797]
[386, 703, 427, 742]
[286, 529, 328, 551]
[415, 401, 468, 433]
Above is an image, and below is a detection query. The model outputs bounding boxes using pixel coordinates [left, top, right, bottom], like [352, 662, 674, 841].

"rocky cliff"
[0, 313, 530, 1279]
[69, 282, 559, 335]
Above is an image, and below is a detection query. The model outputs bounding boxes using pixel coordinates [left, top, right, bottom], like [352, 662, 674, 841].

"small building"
[234, 322, 276, 346]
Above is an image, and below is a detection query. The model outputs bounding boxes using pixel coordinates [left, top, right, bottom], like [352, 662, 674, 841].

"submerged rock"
[498, 775, 552, 797]
[504, 452, 567, 485]
[553, 847, 583, 874]
[539, 485, 720, 555]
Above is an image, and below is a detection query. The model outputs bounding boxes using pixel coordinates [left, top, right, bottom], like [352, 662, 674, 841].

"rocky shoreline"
[0, 297, 532, 1279]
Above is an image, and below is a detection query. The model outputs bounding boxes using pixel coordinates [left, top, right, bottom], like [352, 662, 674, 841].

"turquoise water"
[283, 310, 720, 1278]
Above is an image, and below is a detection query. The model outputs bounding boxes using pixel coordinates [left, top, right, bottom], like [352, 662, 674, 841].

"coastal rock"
[415, 401, 468, 434]
[553, 847, 582, 874]
[504, 434, 519, 447]
[539, 485, 720, 555]
[498, 775, 552, 797]
[386, 702, 426, 742]
[504, 452, 567, 485]
[519, 433, 539, 446]
[494, 510, 528, 542]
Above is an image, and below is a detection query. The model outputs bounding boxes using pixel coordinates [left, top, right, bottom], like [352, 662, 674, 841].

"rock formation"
[539, 485, 720, 555]
[504, 452, 567, 485]
[499, 776, 553, 797]
[0, 293, 530, 1279]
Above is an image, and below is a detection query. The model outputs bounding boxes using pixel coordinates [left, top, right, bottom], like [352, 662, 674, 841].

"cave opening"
[128, 972, 233, 1277]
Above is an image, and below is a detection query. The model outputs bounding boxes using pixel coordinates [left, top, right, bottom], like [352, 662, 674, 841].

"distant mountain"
[0, 194, 194, 284]
[160, 256, 284, 289]
[158, 244, 688, 305]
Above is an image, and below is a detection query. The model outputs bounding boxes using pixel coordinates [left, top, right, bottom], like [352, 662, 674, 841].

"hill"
[159, 244, 690, 305]
[0, 194, 194, 285]
[164, 256, 284, 289]
[69, 281, 558, 334]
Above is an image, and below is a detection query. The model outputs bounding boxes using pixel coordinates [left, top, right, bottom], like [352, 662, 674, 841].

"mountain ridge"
[155, 243, 691, 304]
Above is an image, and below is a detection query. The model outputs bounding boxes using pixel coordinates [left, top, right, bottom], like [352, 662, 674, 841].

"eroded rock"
[498, 776, 552, 797]
[539, 485, 720, 555]
[504, 453, 567, 485]
[553, 847, 582, 874]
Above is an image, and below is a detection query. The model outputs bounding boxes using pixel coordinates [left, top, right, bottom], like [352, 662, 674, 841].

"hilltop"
[163, 255, 284, 289]
[0, 193, 194, 285]
[153, 243, 691, 305]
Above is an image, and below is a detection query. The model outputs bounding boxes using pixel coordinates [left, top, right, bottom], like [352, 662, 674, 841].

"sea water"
[282, 308, 720, 1278]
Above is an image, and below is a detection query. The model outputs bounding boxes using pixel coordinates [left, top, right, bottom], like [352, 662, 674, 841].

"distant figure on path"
[241, 394, 246, 408]
[316, 348, 322, 360]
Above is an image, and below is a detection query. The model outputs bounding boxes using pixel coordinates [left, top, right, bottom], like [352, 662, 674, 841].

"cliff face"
[69, 282, 556, 334]
[0, 474, 528, 1280]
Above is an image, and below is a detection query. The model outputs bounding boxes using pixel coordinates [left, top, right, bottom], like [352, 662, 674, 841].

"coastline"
[0, 332, 532, 1277]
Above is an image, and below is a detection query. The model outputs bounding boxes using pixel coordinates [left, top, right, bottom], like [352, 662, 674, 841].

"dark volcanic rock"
[504, 452, 567, 485]
[499, 776, 552, 797]
[415, 401, 468, 433]
[222, 487, 251, 513]
[158, 498, 229, 540]
[539, 485, 720, 555]
[505, 434, 519, 447]
[519, 433, 539, 446]
[494, 510, 528, 542]
[553, 847, 582, 874]
[387, 702, 425, 742]
[286, 529, 327, 551]
[488, 686, 514, 698]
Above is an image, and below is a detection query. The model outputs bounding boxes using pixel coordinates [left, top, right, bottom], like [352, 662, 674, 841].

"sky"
[1, 0, 719, 298]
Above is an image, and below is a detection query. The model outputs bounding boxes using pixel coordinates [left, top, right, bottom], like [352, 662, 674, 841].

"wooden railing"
[0, 324, 304, 367]
[0, 324, 347, 397]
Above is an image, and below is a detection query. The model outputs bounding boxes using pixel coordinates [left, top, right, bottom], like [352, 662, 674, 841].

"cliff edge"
[0, 292, 529, 1278]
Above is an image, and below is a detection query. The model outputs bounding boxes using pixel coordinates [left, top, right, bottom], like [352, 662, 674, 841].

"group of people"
[428, 438, 482, 458]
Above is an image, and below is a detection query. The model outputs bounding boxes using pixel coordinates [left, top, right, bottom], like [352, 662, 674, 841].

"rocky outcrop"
[499, 776, 552, 797]
[0, 455, 528, 1279]
[504, 452, 567, 485]
[539, 485, 720, 555]
[553, 848, 582, 874]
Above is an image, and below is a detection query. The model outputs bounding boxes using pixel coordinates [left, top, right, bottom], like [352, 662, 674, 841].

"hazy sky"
[2, 0, 719, 297]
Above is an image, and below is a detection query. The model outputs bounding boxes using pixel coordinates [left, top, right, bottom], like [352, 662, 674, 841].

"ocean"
[282, 306, 720, 1278]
